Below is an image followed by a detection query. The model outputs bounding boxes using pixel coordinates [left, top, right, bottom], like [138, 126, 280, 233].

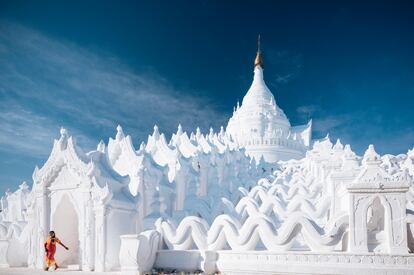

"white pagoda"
[226, 37, 312, 163]
[3, 38, 414, 275]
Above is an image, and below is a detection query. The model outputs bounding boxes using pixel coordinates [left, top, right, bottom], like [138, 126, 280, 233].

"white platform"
[155, 250, 414, 275]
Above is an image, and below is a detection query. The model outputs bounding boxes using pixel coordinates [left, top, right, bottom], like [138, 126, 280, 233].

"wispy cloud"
[0, 22, 227, 157]
[0, 105, 60, 156]
[296, 104, 320, 121]
[312, 114, 352, 134]
[266, 50, 303, 85]
[0, 22, 227, 191]
[296, 105, 354, 135]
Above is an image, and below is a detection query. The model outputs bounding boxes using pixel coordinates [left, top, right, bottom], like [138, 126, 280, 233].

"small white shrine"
[347, 145, 410, 254]
[27, 128, 137, 271]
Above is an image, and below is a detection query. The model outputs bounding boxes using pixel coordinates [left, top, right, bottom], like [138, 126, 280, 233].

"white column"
[175, 173, 186, 211]
[348, 193, 369, 253]
[386, 193, 409, 254]
[35, 187, 50, 269]
[197, 158, 209, 197]
[81, 191, 95, 271]
[94, 204, 107, 272]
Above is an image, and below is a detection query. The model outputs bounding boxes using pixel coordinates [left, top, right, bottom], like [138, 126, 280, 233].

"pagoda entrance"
[52, 194, 80, 268]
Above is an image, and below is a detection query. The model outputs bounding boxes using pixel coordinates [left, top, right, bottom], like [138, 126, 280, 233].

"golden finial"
[254, 34, 263, 68]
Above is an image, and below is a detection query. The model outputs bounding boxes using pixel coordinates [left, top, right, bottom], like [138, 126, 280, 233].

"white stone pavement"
[0, 268, 122, 275]
[0, 268, 207, 275]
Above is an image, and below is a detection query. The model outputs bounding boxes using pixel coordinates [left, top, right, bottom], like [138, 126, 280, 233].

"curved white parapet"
[207, 213, 348, 251]
[234, 188, 331, 224]
[156, 217, 209, 250]
[158, 212, 348, 252]
[119, 230, 160, 274]
[180, 182, 331, 227]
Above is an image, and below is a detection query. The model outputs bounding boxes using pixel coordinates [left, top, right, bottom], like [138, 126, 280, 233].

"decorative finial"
[344, 144, 356, 159]
[97, 140, 105, 152]
[116, 125, 124, 141]
[58, 127, 69, 150]
[19, 181, 28, 190]
[254, 35, 263, 68]
[177, 124, 183, 135]
[333, 139, 343, 151]
[153, 125, 160, 139]
[139, 141, 146, 151]
[60, 127, 68, 137]
[363, 144, 381, 165]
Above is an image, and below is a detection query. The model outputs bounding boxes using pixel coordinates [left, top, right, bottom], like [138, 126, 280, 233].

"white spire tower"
[226, 36, 312, 162]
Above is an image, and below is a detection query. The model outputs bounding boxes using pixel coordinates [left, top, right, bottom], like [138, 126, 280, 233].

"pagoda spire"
[254, 34, 263, 68]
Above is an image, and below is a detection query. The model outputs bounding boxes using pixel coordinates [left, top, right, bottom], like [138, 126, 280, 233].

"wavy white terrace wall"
[2, 127, 414, 274]
[144, 142, 414, 274]
[155, 142, 414, 257]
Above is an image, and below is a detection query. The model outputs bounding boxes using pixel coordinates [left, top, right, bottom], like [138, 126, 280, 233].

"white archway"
[52, 194, 80, 268]
[366, 197, 387, 252]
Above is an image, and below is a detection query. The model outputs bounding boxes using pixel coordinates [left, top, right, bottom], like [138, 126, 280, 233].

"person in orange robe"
[44, 230, 69, 271]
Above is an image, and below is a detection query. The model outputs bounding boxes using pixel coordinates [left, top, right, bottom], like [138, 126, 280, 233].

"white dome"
[239, 66, 290, 126]
[242, 66, 274, 107]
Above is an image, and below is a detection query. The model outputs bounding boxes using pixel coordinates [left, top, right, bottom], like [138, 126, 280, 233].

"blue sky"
[0, 0, 413, 194]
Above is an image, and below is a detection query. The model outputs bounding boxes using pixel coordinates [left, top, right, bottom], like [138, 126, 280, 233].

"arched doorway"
[366, 197, 387, 252]
[52, 194, 80, 268]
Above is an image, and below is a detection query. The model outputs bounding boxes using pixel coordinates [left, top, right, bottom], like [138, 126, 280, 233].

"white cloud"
[312, 115, 351, 133]
[296, 104, 320, 120]
[266, 50, 303, 85]
[0, 106, 58, 156]
[0, 22, 227, 158]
